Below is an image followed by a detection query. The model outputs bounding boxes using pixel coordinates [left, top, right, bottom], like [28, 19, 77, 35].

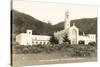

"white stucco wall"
[16, 32, 50, 45]
[32, 35, 50, 45]
[69, 25, 79, 44]
[16, 34, 21, 45]
[16, 33, 32, 45]
[79, 34, 96, 44]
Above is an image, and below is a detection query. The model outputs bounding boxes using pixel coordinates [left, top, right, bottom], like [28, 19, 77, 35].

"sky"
[13, 0, 97, 25]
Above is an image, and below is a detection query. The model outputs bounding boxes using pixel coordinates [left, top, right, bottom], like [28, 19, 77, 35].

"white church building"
[16, 11, 96, 45]
[54, 11, 96, 45]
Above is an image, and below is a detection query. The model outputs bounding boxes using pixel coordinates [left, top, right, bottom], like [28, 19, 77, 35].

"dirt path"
[12, 53, 97, 66]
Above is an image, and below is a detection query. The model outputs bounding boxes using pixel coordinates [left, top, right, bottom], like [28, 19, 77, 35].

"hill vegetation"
[12, 10, 97, 35]
[12, 10, 54, 35]
[54, 18, 97, 34]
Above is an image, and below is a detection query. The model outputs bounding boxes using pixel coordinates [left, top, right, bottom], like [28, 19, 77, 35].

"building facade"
[16, 11, 96, 45]
[79, 34, 96, 44]
[16, 30, 50, 45]
[54, 11, 96, 45]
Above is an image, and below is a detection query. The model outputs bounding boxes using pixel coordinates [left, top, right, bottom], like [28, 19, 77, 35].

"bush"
[65, 45, 96, 57]
[78, 40, 85, 44]
[49, 34, 59, 44]
[22, 47, 29, 54]
[13, 44, 44, 54]
[13, 45, 26, 54]
[13, 42, 97, 56]
[88, 42, 96, 46]
[31, 47, 43, 53]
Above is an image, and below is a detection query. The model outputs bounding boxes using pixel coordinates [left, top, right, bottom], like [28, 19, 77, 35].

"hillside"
[54, 18, 97, 34]
[12, 10, 97, 35]
[12, 10, 54, 35]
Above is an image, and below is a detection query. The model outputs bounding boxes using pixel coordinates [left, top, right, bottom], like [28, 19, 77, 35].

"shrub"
[13, 44, 44, 54]
[13, 42, 97, 56]
[63, 34, 69, 43]
[49, 34, 59, 44]
[78, 40, 85, 44]
[31, 47, 43, 53]
[88, 41, 96, 46]
[22, 47, 29, 54]
[65, 45, 96, 57]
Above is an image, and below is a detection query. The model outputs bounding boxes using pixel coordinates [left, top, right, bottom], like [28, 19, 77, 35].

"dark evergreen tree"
[49, 34, 58, 44]
[63, 33, 70, 44]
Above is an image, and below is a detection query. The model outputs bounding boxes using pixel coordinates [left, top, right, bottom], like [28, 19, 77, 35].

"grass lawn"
[12, 51, 97, 66]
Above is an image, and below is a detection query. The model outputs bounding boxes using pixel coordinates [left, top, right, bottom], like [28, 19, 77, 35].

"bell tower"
[64, 11, 70, 30]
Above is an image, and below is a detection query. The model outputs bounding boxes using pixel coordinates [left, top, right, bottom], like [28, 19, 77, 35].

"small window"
[32, 41, 34, 44]
[29, 32, 31, 34]
[40, 42, 42, 44]
[44, 42, 45, 45]
[36, 42, 38, 44]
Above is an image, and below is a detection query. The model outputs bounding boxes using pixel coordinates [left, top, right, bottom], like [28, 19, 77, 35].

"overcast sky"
[13, 0, 97, 25]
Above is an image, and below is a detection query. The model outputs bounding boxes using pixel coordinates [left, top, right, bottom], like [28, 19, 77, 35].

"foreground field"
[12, 51, 97, 66]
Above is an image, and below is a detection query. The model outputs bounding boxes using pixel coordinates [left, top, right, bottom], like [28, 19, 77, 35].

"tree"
[47, 21, 52, 26]
[63, 33, 70, 44]
[49, 34, 58, 44]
